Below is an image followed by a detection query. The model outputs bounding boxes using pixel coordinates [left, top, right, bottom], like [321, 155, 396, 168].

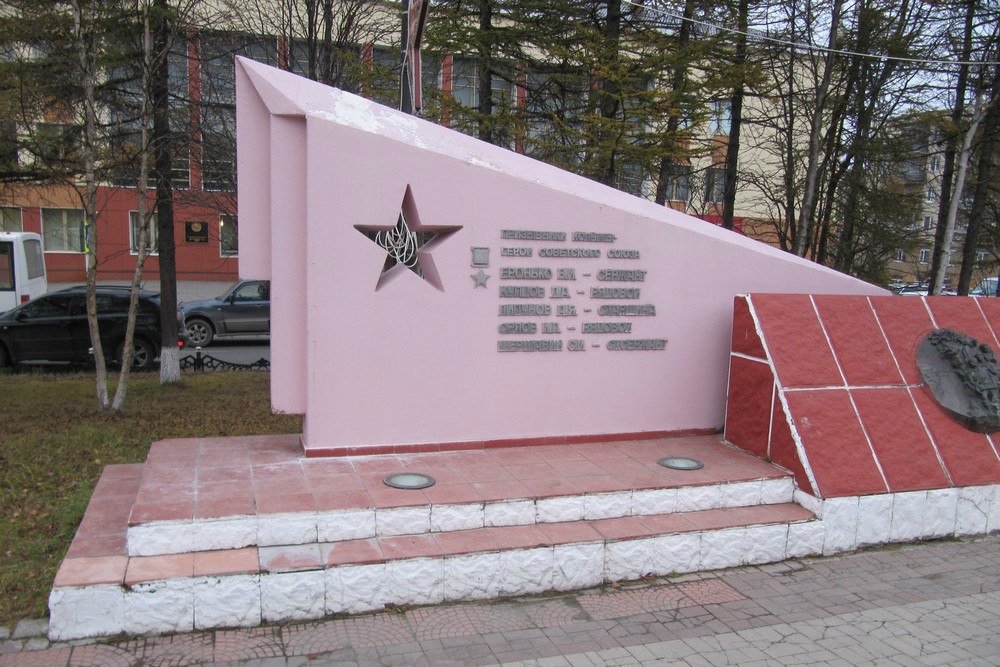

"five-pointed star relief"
[354, 186, 461, 291]
[471, 270, 490, 288]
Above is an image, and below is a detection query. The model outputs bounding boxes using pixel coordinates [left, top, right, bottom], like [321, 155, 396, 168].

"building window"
[129, 211, 158, 255]
[709, 100, 731, 136]
[0, 123, 17, 169]
[705, 167, 725, 203]
[617, 163, 644, 197]
[919, 248, 930, 263]
[34, 123, 80, 167]
[929, 155, 941, 173]
[663, 164, 692, 202]
[926, 188, 936, 202]
[923, 215, 933, 231]
[201, 35, 277, 192]
[41, 208, 85, 252]
[893, 248, 905, 262]
[451, 58, 477, 108]
[1, 206, 22, 232]
[977, 249, 989, 262]
[220, 215, 237, 257]
[107, 45, 190, 189]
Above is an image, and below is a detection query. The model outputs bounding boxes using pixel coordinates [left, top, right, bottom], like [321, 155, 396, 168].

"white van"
[0, 231, 47, 312]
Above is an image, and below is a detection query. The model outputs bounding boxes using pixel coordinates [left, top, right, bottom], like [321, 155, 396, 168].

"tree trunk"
[793, 0, 843, 257]
[778, 0, 797, 251]
[477, 0, 493, 143]
[720, 0, 748, 231]
[305, 0, 318, 80]
[72, 0, 109, 410]
[931, 94, 989, 295]
[321, 0, 333, 84]
[594, 0, 621, 186]
[153, 0, 180, 384]
[654, 0, 695, 205]
[957, 69, 1000, 295]
[113, 3, 154, 411]
[928, 0, 974, 294]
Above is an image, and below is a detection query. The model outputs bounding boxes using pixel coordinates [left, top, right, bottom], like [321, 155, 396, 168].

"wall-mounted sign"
[185, 221, 208, 244]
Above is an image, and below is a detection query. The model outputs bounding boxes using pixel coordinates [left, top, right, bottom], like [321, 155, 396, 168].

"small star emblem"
[472, 270, 490, 288]
[354, 185, 461, 291]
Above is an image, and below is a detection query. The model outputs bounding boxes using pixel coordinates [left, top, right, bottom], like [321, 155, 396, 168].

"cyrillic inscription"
[591, 288, 640, 299]
[557, 305, 577, 316]
[539, 248, 600, 258]
[500, 286, 545, 298]
[498, 322, 537, 334]
[598, 304, 656, 316]
[583, 322, 632, 334]
[498, 340, 564, 351]
[500, 267, 552, 280]
[501, 230, 566, 241]
[597, 269, 646, 282]
[607, 249, 640, 259]
[491, 234, 664, 353]
[573, 232, 616, 242]
[499, 304, 552, 316]
[607, 339, 667, 350]
[501, 247, 533, 257]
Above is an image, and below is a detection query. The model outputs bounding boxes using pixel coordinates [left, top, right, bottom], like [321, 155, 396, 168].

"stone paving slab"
[5, 535, 1000, 666]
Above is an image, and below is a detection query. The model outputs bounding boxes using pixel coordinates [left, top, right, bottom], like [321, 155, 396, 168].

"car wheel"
[185, 318, 214, 347]
[120, 337, 155, 371]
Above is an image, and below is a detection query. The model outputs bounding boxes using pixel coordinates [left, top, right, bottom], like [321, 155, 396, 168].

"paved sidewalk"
[2, 535, 999, 666]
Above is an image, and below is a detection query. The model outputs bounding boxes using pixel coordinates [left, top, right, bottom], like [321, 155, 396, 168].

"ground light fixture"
[657, 457, 704, 471]
[384, 472, 436, 489]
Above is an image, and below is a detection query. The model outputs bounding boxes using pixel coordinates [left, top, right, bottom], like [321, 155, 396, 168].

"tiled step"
[123, 434, 796, 556]
[50, 493, 817, 639]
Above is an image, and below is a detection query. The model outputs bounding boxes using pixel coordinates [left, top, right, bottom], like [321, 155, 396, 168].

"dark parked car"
[0, 286, 161, 370]
[180, 280, 270, 347]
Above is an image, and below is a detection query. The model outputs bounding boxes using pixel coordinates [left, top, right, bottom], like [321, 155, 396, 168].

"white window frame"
[709, 100, 731, 136]
[893, 248, 905, 262]
[219, 214, 238, 258]
[129, 211, 158, 255]
[919, 248, 930, 264]
[0, 206, 22, 232]
[923, 215, 933, 231]
[40, 207, 85, 253]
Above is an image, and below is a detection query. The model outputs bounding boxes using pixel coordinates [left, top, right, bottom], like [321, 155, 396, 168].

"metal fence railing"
[179, 348, 270, 372]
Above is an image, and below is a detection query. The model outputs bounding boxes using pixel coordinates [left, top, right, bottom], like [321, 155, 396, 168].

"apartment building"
[884, 122, 995, 291]
[0, 20, 776, 286]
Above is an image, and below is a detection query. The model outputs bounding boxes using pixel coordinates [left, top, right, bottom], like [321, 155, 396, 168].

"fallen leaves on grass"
[0, 370, 302, 628]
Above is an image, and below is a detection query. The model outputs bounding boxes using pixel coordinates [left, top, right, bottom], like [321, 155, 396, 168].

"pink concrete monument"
[47, 61, 1000, 643]
[235, 58, 885, 456]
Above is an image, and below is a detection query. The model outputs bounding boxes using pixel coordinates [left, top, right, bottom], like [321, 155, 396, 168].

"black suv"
[0, 286, 161, 370]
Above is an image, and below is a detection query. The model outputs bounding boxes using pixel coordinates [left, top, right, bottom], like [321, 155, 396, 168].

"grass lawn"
[0, 370, 303, 629]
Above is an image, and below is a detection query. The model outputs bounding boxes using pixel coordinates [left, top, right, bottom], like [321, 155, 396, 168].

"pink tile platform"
[121, 433, 797, 555]
[49, 433, 821, 640]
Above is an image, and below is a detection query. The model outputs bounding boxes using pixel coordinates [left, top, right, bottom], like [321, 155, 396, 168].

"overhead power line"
[622, 0, 1000, 67]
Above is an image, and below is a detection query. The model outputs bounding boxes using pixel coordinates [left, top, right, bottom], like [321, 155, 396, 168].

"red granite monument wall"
[725, 294, 1000, 498]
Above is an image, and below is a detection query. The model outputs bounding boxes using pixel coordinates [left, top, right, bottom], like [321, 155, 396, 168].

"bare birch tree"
[112, 0, 155, 410]
[71, 0, 112, 409]
[932, 78, 1000, 293]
